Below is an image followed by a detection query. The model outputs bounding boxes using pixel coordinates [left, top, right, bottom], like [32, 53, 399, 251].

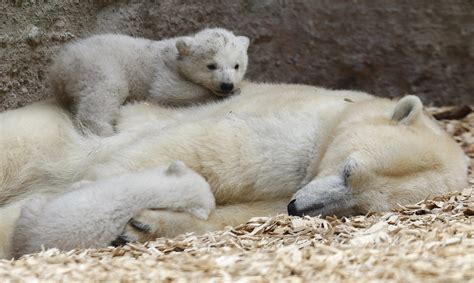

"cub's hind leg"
[73, 76, 129, 136]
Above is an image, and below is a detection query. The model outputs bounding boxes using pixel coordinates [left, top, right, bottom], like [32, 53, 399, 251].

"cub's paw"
[76, 118, 115, 137]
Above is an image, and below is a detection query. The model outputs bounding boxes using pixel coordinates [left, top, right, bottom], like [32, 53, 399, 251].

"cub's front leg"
[149, 70, 218, 107]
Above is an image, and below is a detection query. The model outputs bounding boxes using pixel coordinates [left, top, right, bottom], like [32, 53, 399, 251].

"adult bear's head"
[288, 95, 469, 217]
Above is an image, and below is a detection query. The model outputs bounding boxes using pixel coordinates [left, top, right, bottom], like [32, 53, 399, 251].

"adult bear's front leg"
[114, 200, 289, 245]
[113, 209, 216, 245]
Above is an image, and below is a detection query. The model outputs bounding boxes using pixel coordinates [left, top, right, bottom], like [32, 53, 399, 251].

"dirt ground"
[0, 110, 472, 282]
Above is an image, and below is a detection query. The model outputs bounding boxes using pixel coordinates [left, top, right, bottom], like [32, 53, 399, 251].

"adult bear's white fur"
[0, 82, 468, 258]
[49, 28, 249, 136]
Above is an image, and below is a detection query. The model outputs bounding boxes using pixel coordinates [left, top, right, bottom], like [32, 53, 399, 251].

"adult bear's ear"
[176, 38, 192, 57]
[238, 36, 250, 49]
[391, 95, 423, 125]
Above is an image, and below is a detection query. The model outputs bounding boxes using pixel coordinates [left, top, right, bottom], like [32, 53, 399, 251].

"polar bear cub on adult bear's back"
[49, 28, 250, 136]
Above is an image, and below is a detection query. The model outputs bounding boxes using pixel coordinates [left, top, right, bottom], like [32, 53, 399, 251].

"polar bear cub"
[49, 28, 250, 136]
[12, 161, 215, 257]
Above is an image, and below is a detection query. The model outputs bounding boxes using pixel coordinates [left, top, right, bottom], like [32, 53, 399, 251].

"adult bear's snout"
[287, 199, 302, 216]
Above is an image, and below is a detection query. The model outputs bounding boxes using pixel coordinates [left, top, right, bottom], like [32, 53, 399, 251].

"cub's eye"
[207, 64, 217, 70]
[234, 64, 239, 70]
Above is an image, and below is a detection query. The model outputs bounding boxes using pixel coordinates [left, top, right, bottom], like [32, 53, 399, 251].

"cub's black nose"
[287, 199, 301, 216]
[220, 83, 234, 92]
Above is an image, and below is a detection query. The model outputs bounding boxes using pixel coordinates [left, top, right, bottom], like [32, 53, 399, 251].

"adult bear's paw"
[111, 207, 210, 246]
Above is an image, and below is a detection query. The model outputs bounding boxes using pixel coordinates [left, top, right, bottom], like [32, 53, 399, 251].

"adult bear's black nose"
[287, 199, 302, 216]
[220, 83, 234, 92]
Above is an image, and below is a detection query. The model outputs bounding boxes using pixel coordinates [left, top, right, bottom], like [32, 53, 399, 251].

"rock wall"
[1, 0, 473, 110]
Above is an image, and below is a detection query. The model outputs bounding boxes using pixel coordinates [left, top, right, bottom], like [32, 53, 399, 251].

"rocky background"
[1, 0, 473, 111]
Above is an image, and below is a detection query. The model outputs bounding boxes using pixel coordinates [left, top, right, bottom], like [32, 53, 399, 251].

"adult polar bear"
[0, 82, 468, 258]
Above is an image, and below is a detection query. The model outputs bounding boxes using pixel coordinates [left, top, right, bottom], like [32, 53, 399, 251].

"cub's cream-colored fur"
[0, 82, 468, 258]
[49, 28, 249, 136]
[12, 161, 214, 257]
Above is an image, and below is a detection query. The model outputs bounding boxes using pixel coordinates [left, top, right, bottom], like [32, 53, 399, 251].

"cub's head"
[289, 95, 469, 217]
[175, 28, 249, 97]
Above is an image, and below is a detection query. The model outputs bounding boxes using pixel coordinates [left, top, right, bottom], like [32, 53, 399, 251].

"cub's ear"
[165, 160, 187, 176]
[176, 38, 192, 57]
[238, 36, 250, 49]
[391, 95, 423, 125]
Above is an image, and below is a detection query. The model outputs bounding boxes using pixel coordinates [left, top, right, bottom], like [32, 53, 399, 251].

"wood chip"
[433, 105, 472, 120]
